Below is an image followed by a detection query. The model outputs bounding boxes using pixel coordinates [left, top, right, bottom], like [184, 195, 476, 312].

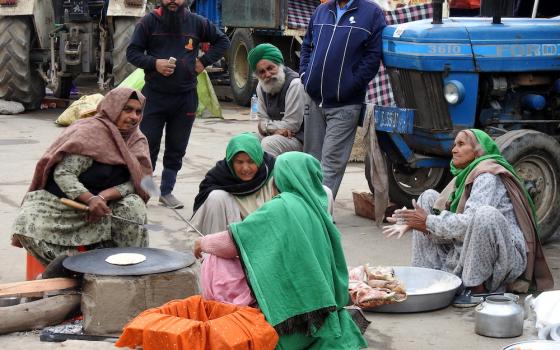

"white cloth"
[363, 103, 388, 225]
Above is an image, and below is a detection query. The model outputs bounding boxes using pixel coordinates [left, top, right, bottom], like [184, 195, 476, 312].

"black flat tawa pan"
[63, 247, 196, 276]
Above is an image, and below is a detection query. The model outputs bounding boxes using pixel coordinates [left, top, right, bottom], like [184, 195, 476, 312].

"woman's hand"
[393, 199, 429, 233]
[382, 224, 410, 239]
[87, 196, 111, 223]
[194, 238, 203, 259]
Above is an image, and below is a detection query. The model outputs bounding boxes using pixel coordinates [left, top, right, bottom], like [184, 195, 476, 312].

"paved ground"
[0, 103, 558, 349]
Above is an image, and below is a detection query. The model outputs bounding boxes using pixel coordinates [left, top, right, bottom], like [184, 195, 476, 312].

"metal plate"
[374, 105, 415, 134]
[63, 247, 196, 276]
[502, 340, 560, 350]
[365, 266, 462, 313]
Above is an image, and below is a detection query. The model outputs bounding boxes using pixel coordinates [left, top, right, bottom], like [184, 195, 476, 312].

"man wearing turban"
[247, 44, 304, 157]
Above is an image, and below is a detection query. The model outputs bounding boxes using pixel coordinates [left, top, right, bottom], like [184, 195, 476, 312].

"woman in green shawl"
[384, 129, 553, 293]
[190, 133, 276, 236]
[195, 151, 367, 349]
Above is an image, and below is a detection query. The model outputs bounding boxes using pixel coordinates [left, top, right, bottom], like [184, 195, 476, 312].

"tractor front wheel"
[496, 130, 560, 243]
[365, 155, 450, 208]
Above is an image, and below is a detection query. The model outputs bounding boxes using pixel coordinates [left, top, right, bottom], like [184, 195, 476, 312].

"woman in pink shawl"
[10, 87, 152, 274]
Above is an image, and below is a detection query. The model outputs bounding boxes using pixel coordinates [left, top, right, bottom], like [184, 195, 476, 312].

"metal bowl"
[502, 340, 560, 350]
[0, 296, 22, 307]
[539, 323, 560, 341]
[365, 266, 462, 313]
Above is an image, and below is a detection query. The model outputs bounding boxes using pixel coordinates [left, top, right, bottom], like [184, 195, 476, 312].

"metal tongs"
[60, 198, 163, 231]
[140, 176, 204, 237]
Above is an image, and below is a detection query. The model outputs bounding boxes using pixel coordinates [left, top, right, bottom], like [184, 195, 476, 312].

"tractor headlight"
[444, 80, 465, 105]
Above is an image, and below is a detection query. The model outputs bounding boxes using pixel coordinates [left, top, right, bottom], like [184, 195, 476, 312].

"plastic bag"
[196, 70, 222, 118]
[117, 68, 145, 90]
[526, 290, 560, 330]
[54, 94, 104, 126]
[119, 68, 222, 118]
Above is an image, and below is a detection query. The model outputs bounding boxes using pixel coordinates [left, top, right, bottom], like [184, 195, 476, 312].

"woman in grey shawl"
[384, 129, 553, 294]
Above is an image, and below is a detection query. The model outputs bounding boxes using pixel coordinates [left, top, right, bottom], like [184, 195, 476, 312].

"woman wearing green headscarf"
[195, 151, 367, 349]
[189, 133, 276, 305]
[192, 132, 275, 225]
[383, 129, 553, 293]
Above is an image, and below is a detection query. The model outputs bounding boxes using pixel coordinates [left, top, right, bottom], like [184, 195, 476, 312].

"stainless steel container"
[0, 296, 22, 307]
[475, 295, 524, 338]
[367, 266, 462, 313]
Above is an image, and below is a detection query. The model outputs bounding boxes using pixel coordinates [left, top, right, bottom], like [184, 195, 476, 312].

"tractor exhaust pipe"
[480, 0, 515, 24]
[432, 0, 444, 24]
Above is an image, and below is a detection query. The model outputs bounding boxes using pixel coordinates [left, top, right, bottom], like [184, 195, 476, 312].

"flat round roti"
[105, 253, 146, 266]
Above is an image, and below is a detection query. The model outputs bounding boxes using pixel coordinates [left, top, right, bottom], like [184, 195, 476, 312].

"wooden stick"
[0, 294, 81, 335]
[60, 198, 89, 211]
[0, 278, 79, 298]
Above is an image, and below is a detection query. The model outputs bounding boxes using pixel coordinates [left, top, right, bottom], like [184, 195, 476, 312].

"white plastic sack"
[55, 94, 104, 126]
[526, 290, 560, 330]
[0, 99, 25, 115]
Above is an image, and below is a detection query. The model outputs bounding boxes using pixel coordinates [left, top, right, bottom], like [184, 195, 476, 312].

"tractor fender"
[0, 0, 54, 48]
[106, 0, 146, 18]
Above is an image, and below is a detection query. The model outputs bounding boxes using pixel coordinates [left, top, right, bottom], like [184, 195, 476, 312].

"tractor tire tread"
[112, 18, 138, 86]
[0, 17, 44, 109]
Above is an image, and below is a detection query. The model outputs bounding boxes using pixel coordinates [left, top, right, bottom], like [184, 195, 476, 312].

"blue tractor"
[369, 0, 560, 242]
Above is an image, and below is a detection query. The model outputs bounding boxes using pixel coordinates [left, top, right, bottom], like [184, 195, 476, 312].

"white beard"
[259, 65, 286, 95]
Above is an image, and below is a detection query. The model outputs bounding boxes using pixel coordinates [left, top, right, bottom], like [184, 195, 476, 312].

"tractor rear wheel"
[112, 17, 138, 86]
[496, 130, 560, 243]
[365, 155, 450, 208]
[0, 17, 45, 110]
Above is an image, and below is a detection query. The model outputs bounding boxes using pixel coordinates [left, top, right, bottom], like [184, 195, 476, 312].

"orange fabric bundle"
[450, 0, 480, 9]
[115, 295, 279, 350]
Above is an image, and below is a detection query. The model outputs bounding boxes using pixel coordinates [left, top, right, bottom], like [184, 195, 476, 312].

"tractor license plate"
[374, 106, 414, 134]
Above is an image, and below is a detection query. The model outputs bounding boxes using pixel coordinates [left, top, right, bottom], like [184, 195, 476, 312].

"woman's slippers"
[452, 289, 483, 308]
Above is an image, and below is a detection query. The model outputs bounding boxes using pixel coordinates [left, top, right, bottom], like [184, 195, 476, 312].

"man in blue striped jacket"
[300, 0, 386, 199]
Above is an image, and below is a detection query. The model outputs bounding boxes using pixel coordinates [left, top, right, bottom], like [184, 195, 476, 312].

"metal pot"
[0, 297, 21, 307]
[475, 294, 524, 338]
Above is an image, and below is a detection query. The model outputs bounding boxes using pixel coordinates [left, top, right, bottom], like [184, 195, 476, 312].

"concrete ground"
[0, 103, 558, 350]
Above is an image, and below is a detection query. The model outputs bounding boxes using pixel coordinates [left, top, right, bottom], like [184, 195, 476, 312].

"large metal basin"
[503, 340, 560, 350]
[366, 266, 462, 313]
